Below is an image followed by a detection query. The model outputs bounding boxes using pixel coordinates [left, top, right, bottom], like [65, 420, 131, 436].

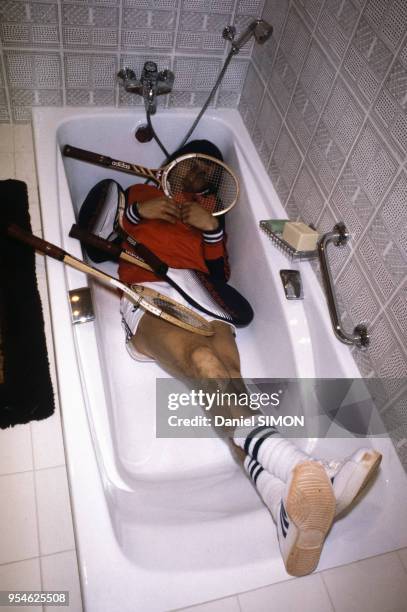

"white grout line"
[30, 442, 44, 591]
[0, 464, 67, 480]
[116, 0, 123, 107]
[0, 49, 13, 124]
[0, 549, 77, 569]
[56, 0, 66, 107]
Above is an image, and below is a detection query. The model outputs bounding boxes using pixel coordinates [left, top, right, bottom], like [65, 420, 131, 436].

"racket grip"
[7, 224, 66, 261]
[63, 144, 111, 167]
[69, 223, 121, 259]
[128, 240, 168, 276]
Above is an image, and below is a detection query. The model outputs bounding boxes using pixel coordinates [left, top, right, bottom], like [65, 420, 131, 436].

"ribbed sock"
[244, 455, 284, 522]
[234, 424, 311, 482]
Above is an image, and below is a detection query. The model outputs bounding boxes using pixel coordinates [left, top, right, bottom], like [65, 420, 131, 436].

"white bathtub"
[33, 108, 407, 612]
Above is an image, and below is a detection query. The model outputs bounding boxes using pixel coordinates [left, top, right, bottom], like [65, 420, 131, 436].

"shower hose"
[146, 49, 236, 165]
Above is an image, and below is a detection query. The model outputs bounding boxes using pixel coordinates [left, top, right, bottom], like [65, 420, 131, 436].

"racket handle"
[7, 224, 66, 261]
[128, 240, 168, 276]
[63, 144, 112, 167]
[69, 223, 121, 259]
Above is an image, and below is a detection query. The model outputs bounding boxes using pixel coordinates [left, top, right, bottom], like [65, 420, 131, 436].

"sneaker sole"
[285, 461, 335, 577]
[335, 450, 382, 517]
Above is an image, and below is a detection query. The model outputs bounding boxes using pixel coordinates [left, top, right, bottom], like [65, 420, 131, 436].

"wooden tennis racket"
[63, 144, 239, 216]
[7, 224, 214, 336]
[69, 223, 244, 324]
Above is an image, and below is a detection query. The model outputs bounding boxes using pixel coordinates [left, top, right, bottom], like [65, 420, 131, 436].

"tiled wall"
[240, 0, 407, 467]
[0, 0, 266, 122]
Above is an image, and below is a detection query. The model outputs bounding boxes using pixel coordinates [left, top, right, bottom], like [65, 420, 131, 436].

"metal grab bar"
[318, 222, 369, 348]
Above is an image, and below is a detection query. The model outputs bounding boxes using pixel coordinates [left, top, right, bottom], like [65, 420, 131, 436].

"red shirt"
[118, 184, 228, 285]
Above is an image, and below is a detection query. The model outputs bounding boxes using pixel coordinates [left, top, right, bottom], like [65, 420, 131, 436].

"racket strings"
[131, 285, 213, 333]
[151, 297, 206, 328]
[166, 158, 237, 214]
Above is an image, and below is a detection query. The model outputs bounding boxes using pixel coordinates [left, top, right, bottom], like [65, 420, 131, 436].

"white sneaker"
[327, 448, 382, 517]
[276, 460, 335, 576]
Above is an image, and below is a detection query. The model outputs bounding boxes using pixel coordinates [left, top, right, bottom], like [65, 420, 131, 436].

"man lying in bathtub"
[115, 139, 382, 578]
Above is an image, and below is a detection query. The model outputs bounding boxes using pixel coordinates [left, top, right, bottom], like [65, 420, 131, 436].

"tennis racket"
[7, 224, 214, 336]
[69, 223, 249, 324]
[115, 196, 253, 325]
[63, 144, 239, 216]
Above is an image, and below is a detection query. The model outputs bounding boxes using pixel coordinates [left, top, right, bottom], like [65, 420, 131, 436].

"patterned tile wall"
[0, 0, 266, 121]
[241, 0, 407, 467]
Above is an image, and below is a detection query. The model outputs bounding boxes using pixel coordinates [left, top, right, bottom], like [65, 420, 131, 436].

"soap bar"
[282, 221, 319, 251]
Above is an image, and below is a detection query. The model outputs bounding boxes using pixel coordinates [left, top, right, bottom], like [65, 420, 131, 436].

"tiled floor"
[1, 123, 407, 612]
[0, 123, 82, 612]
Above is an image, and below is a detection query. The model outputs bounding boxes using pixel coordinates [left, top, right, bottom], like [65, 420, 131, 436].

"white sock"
[244, 455, 284, 522]
[234, 424, 311, 482]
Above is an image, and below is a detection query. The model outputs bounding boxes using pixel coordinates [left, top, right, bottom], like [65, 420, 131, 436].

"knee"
[187, 345, 229, 378]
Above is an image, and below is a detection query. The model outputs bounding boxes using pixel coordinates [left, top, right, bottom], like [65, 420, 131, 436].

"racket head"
[128, 284, 215, 336]
[161, 153, 239, 216]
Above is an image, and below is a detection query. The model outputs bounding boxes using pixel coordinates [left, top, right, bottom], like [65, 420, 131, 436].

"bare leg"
[131, 312, 256, 462]
[132, 313, 241, 377]
[130, 313, 382, 577]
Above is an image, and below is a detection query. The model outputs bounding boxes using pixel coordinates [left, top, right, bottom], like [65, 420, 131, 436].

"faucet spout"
[117, 61, 174, 115]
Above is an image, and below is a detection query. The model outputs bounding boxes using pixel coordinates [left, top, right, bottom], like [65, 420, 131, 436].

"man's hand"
[180, 201, 219, 231]
[136, 197, 181, 223]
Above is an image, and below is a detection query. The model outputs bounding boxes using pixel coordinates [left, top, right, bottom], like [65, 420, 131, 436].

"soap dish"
[259, 220, 318, 262]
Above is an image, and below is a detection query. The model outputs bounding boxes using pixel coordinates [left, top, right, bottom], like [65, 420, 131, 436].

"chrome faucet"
[117, 61, 174, 115]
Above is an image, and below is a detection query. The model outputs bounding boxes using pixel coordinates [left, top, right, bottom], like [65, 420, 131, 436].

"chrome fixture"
[135, 123, 154, 143]
[280, 270, 304, 300]
[259, 220, 319, 262]
[318, 223, 369, 348]
[117, 61, 174, 115]
[176, 18, 273, 150]
[69, 287, 95, 325]
[222, 19, 273, 54]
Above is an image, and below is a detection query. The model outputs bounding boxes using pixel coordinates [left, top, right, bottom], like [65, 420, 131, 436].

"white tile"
[13, 124, 34, 154]
[0, 424, 33, 475]
[0, 153, 15, 179]
[35, 466, 75, 556]
[0, 472, 39, 564]
[398, 547, 407, 572]
[322, 552, 407, 612]
[41, 550, 83, 612]
[0, 558, 42, 612]
[0, 125, 14, 153]
[238, 574, 334, 612]
[31, 411, 65, 471]
[28, 197, 42, 235]
[33, 273, 61, 437]
[14, 152, 38, 199]
[13, 148, 41, 232]
[178, 596, 241, 612]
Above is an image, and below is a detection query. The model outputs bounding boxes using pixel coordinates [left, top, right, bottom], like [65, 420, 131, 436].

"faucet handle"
[117, 67, 136, 81]
[141, 61, 158, 80]
[222, 25, 236, 41]
[157, 69, 174, 95]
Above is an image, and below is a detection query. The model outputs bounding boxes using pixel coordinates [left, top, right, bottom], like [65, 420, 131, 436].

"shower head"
[253, 19, 273, 44]
[225, 19, 273, 54]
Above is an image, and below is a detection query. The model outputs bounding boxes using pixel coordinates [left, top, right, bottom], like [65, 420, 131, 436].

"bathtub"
[33, 107, 407, 612]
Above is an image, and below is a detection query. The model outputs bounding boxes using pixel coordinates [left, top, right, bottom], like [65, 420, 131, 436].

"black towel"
[0, 179, 55, 428]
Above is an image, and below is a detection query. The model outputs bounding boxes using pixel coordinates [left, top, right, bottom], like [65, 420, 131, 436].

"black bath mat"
[0, 179, 55, 428]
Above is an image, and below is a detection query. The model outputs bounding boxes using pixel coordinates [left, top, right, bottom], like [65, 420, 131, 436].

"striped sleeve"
[202, 225, 224, 244]
[125, 202, 142, 225]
